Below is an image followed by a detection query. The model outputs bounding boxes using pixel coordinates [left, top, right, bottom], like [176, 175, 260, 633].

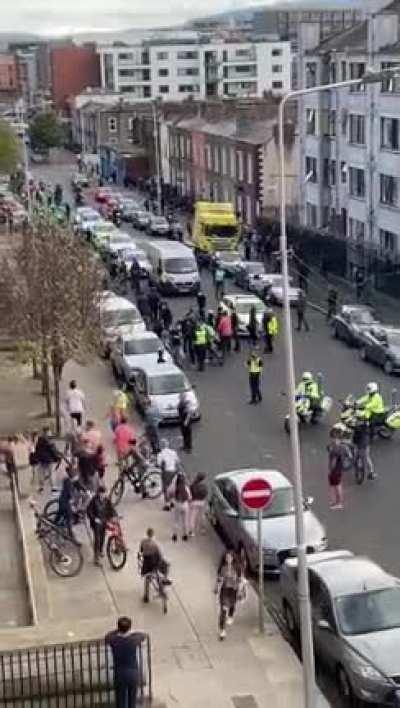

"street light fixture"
[278, 66, 397, 708]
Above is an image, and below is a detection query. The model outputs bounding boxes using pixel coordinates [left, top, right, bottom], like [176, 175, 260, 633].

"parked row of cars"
[0, 182, 28, 226]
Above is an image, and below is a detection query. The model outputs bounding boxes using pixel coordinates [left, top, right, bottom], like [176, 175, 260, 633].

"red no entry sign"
[241, 477, 273, 511]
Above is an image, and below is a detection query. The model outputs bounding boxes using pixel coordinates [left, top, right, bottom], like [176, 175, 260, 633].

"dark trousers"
[90, 520, 106, 558]
[55, 506, 75, 540]
[296, 310, 309, 332]
[219, 587, 237, 630]
[70, 411, 82, 427]
[196, 344, 206, 371]
[114, 676, 138, 708]
[184, 336, 195, 365]
[249, 373, 262, 403]
[215, 282, 224, 300]
[264, 333, 273, 352]
[232, 330, 240, 352]
[220, 336, 231, 358]
[181, 422, 192, 451]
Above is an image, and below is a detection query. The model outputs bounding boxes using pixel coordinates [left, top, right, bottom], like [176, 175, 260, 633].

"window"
[237, 150, 244, 181]
[119, 69, 135, 77]
[349, 62, 366, 92]
[120, 86, 134, 93]
[158, 68, 169, 77]
[306, 202, 317, 227]
[230, 147, 236, 178]
[236, 48, 250, 57]
[329, 62, 337, 84]
[341, 161, 348, 183]
[177, 67, 199, 76]
[272, 48, 282, 57]
[349, 217, 365, 242]
[213, 145, 220, 173]
[381, 117, 400, 150]
[272, 64, 283, 73]
[341, 61, 347, 81]
[380, 174, 397, 206]
[221, 147, 227, 175]
[272, 81, 283, 89]
[143, 86, 151, 97]
[306, 108, 316, 135]
[323, 159, 336, 186]
[349, 114, 365, 145]
[177, 51, 198, 60]
[321, 109, 336, 137]
[381, 62, 400, 93]
[108, 117, 117, 132]
[157, 51, 168, 60]
[159, 85, 169, 94]
[178, 84, 195, 93]
[380, 229, 397, 252]
[247, 153, 253, 184]
[305, 156, 317, 183]
[118, 53, 133, 61]
[306, 62, 317, 88]
[349, 167, 365, 198]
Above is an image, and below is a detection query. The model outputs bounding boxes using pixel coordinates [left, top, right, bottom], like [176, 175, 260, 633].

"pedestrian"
[64, 201, 70, 222]
[230, 306, 240, 352]
[217, 309, 232, 358]
[247, 348, 263, 404]
[355, 268, 366, 301]
[189, 472, 208, 536]
[214, 266, 225, 300]
[28, 430, 39, 484]
[326, 287, 338, 323]
[244, 238, 251, 261]
[352, 413, 376, 480]
[137, 293, 151, 328]
[159, 301, 173, 331]
[261, 309, 279, 353]
[178, 392, 194, 453]
[33, 426, 60, 493]
[298, 263, 309, 293]
[296, 290, 310, 332]
[168, 472, 191, 542]
[109, 389, 129, 432]
[114, 415, 136, 461]
[147, 286, 160, 323]
[215, 549, 243, 640]
[87, 484, 116, 565]
[247, 305, 259, 346]
[106, 616, 146, 708]
[327, 429, 347, 510]
[169, 323, 184, 367]
[78, 420, 102, 491]
[196, 289, 206, 320]
[194, 320, 207, 372]
[181, 310, 196, 366]
[157, 438, 181, 511]
[143, 397, 162, 454]
[64, 379, 86, 429]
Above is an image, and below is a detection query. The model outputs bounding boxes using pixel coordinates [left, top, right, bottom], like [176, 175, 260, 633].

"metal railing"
[0, 635, 152, 706]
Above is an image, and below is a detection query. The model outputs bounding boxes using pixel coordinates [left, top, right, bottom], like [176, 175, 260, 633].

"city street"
[32, 159, 400, 706]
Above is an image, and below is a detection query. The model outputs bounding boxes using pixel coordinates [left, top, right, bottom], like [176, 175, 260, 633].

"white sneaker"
[219, 629, 226, 640]
[226, 616, 234, 626]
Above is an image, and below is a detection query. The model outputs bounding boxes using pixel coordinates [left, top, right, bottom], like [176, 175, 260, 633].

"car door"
[134, 370, 147, 410]
[374, 332, 388, 367]
[310, 572, 342, 669]
[213, 479, 239, 540]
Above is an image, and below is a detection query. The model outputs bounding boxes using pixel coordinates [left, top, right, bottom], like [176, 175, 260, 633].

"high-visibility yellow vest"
[195, 326, 207, 346]
[268, 316, 279, 336]
[248, 357, 262, 374]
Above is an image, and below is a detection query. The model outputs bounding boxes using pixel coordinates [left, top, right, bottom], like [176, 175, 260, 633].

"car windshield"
[387, 332, 400, 348]
[165, 257, 196, 274]
[205, 224, 237, 238]
[102, 308, 140, 328]
[218, 252, 240, 262]
[241, 487, 295, 519]
[149, 373, 189, 395]
[124, 338, 158, 355]
[351, 310, 375, 325]
[235, 301, 265, 315]
[336, 587, 400, 635]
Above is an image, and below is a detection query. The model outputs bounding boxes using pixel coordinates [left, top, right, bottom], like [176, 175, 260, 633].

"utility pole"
[152, 101, 162, 214]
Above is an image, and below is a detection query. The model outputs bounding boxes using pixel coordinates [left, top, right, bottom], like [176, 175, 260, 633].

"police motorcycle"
[336, 383, 400, 441]
[284, 372, 332, 434]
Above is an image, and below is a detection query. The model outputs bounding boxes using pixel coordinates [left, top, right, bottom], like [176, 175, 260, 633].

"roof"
[314, 556, 393, 597]
[306, 21, 368, 55]
[216, 467, 292, 491]
[137, 360, 184, 376]
[121, 330, 159, 341]
[225, 292, 264, 301]
[100, 295, 139, 312]
[173, 115, 276, 145]
[147, 240, 194, 256]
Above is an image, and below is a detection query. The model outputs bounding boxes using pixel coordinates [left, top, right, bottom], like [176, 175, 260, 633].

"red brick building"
[50, 44, 100, 111]
[0, 53, 18, 97]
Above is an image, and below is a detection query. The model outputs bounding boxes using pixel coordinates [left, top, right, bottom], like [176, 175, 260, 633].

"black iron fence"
[0, 635, 152, 706]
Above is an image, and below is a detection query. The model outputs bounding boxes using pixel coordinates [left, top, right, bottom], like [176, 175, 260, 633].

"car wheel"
[384, 359, 394, 375]
[283, 601, 298, 637]
[359, 347, 367, 362]
[336, 665, 354, 706]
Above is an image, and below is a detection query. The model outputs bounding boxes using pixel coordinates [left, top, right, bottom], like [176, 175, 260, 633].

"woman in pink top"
[113, 415, 136, 459]
[217, 313, 233, 357]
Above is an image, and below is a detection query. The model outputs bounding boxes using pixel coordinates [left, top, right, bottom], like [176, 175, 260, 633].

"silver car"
[147, 215, 170, 236]
[110, 330, 172, 385]
[209, 468, 327, 574]
[132, 361, 200, 423]
[281, 551, 400, 704]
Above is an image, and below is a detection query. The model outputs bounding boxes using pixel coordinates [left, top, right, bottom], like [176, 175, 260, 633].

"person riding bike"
[295, 371, 321, 420]
[139, 528, 171, 603]
[357, 382, 385, 437]
[352, 410, 376, 479]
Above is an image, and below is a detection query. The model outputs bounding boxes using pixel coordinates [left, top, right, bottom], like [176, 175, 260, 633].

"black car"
[235, 261, 265, 290]
[359, 326, 400, 374]
[331, 305, 379, 347]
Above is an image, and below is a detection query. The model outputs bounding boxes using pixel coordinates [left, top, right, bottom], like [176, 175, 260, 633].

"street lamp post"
[152, 101, 162, 214]
[278, 68, 393, 708]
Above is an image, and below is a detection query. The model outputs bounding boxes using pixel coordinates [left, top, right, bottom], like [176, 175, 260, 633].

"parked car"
[331, 305, 379, 347]
[221, 294, 266, 336]
[101, 231, 134, 259]
[146, 215, 170, 237]
[209, 468, 327, 574]
[251, 274, 303, 306]
[90, 221, 118, 249]
[71, 173, 89, 190]
[100, 292, 145, 357]
[110, 330, 172, 384]
[99, 198, 120, 220]
[281, 550, 400, 705]
[212, 250, 243, 276]
[132, 210, 151, 230]
[73, 207, 101, 233]
[235, 261, 265, 290]
[359, 325, 400, 374]
[117, 247, 152, 278]
[94, 187, 114, 203]
[119, 198, 141, 221]
[132, 360, 200, 423]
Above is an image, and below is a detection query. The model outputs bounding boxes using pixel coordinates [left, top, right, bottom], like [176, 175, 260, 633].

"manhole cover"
[231, 696, 259, 708]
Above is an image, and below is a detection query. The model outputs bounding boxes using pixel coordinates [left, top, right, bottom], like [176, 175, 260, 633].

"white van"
[145, 241, 200, 294]
[100, 291, 145, 356]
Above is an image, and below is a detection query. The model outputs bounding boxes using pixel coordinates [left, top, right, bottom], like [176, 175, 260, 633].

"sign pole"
[258, 509, 264, 633]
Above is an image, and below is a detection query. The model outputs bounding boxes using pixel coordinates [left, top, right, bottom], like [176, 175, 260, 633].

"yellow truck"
[192, 201, 240, 254]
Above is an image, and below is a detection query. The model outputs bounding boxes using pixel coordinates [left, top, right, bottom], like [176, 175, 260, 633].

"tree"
[0, 120, 21, 174]
[1, 215, 104, 433]
[29, 111, 64, 152]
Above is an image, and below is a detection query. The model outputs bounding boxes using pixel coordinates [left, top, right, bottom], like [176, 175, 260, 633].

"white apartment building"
[98, 37, 291, 102]
[298, 0, 400, 263]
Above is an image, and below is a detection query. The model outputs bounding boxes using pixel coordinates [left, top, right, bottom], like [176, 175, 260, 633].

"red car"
[95, 187, 113, 203]
[100, 199, 119, 219]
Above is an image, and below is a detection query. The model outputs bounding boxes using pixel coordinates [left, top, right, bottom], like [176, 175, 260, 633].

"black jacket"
[87, 496, 115, 525]
[34, 435, 60, 465]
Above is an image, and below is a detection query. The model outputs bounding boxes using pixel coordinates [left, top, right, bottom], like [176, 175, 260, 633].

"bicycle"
[342, 442, 367, 485]
[31, 502, 83, 578]
[43, 472, 93, 526]
[137, 553, 168, 614]
[106, 517, 128, 571]
[110, 457, 162, 506]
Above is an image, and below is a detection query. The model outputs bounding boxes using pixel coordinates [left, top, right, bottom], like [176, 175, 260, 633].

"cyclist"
[352, 411, 376, 480]
[54, 461, 81, 544]
[357, 382, 385, 438]
[295, 371, 321, 421]
[87, 485, 116, 566]
[139, 528, 171, 603]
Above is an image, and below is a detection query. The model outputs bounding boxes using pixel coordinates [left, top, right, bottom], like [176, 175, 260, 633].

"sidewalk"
[3, 357, 329, 707]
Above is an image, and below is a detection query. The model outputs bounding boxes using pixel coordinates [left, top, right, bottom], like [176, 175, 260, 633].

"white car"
[221, 293, 266, 336]
[251, 274, 302, 306]
[102, 231, 134, 257]
[90, 220, 117, 248]
[132, 360, 200, 423]
[100, 292, 145, 356]
[110, 330, 172, 384]
[74, 207, 101, 233]
[147, 215, 170, 236]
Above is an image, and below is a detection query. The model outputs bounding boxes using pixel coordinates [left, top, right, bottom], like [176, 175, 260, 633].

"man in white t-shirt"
[64, 380, 86, 428]
[157, 439, 180, 511]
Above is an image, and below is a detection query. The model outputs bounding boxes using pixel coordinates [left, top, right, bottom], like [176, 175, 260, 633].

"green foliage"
[29, 112, 64, 151]
[0, 120, 21, 175]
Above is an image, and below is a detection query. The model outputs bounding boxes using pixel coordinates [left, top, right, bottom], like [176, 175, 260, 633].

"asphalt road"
[32, 159, 400, 707]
